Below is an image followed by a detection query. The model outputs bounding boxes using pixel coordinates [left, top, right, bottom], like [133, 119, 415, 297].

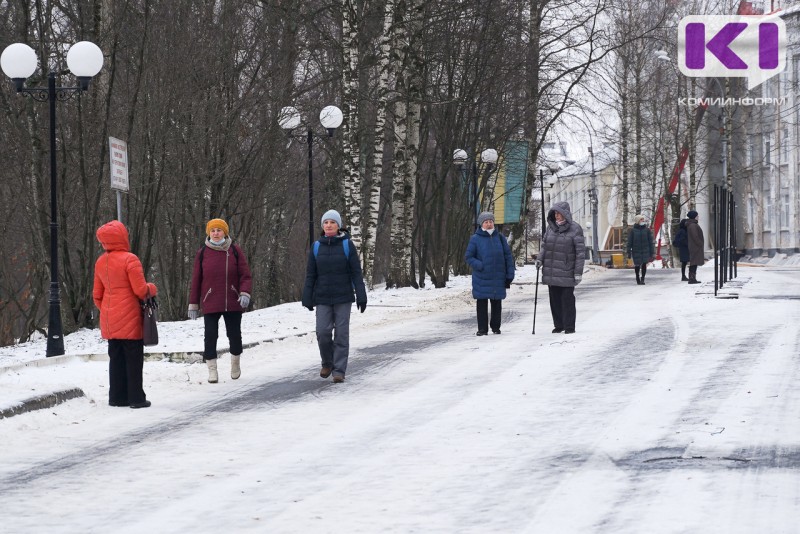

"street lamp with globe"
[279, 105, 343, 248]
[1, 41, 104, 357]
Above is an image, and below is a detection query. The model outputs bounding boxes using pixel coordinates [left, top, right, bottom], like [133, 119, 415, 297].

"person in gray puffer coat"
[537, 201, 585, 334]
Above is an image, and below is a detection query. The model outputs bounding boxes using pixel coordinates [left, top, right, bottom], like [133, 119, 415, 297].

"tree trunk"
[361, 0, 396, 287]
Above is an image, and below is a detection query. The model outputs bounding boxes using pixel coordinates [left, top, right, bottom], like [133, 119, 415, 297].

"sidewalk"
[0, 268, 491, 418]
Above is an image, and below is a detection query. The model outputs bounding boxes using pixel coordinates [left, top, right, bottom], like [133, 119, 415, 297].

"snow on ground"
[1, 263, 799, 533]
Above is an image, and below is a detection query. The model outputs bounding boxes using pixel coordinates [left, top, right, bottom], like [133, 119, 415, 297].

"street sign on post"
[109, 137, 128, 222]
[109, 137, 129, 191]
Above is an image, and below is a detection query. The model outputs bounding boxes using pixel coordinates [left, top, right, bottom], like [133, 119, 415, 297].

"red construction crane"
[653, 0, 769, 260]
[652, 102, 708, 260]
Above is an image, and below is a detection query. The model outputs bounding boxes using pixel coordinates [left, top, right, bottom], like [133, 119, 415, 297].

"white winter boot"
[231, 355, 241, 380]
[206, 359, 219, 383]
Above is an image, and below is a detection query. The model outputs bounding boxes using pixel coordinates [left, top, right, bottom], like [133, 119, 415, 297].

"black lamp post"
[453, 147, 498, 228]
[537, 165, 559, 236]
[279, 105, 343, 248]
[1, 41, 104, 357]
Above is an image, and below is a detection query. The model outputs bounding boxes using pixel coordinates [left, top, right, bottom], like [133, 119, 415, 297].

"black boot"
[681, 262, 689, 281]
[688, 266, 701, 284]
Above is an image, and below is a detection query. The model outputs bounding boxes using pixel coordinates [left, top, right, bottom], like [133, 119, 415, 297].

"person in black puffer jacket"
[627, 214, 655, 285]
[672, 218, 690, 281]
[302, 209, 367, 383]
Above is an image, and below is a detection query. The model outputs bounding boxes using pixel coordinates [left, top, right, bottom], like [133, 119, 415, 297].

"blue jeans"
[315, 302, 352, 377]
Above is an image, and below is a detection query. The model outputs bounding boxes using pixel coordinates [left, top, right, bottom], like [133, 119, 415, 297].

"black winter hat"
[687, 210, 698, 220]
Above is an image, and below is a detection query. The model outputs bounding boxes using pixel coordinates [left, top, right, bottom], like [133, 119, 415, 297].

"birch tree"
[361, 0, 396, 286]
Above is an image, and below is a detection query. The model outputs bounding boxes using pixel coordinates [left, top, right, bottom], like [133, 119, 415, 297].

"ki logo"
[678, 15, 786, 90]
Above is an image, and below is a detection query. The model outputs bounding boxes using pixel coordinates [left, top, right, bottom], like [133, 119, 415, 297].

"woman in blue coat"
[465, 212, 515, 335]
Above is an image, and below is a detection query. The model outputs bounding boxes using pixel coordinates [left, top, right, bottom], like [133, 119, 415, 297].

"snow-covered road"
[2, 266, 799, 533]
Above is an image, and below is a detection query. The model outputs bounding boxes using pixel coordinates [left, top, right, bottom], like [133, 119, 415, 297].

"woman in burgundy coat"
[188, 218, 253, 383]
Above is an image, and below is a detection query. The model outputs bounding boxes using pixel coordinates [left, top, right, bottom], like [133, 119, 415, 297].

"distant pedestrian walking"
[465, 211, 515, 336]
[93, 220, 158, 409]
[302, 209, 367, 383]
[685, 210, 704, 284]
[537, 201, 585, 334]
[188, 218, 253, 383]
[672, 219, 690, 281]
[627, 214, 655, 285]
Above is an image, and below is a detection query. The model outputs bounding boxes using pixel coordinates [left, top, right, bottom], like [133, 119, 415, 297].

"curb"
[0, 332, 315, 419]
[0, 330, 315, 375]
[0, 387, 85, 419]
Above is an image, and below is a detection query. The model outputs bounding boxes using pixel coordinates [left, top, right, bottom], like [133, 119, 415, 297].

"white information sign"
[109, 137, 129, 192]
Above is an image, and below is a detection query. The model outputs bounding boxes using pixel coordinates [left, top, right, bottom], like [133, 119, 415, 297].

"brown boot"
[320, 367, 332, 378]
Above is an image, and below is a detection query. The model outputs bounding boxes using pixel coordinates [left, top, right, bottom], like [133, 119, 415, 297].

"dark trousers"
[548, 285, 576, 331]
[476, 299, 502, 333]
[203, 311, 243, 360]
[108, 339, 146, 406]
[635, 264, 647, 281]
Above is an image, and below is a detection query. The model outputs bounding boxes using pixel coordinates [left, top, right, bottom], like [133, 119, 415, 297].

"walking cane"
[532, 172, 548, 334]
[532, 263, 541, 334]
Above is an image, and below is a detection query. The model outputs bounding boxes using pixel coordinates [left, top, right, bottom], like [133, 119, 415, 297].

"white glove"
[574, 274, 582, 286]
[188, 309, 199, 320]
[238, 294, 250, 309]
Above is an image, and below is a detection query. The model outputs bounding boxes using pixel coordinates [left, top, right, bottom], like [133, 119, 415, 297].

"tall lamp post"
[279, 105, 343, 248]
[587, 147, 600, 264]
[1, 41, 104, 357]
[453, 147, 498, 228]
[537, 165, 559, 237]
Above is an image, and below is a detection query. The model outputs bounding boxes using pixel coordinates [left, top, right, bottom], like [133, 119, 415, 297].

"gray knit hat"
[320, 209, 342, 228]
[477, 212, 495, 226]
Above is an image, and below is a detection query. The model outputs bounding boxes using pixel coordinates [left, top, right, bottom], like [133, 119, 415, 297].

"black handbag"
[142, 289, 159, 346]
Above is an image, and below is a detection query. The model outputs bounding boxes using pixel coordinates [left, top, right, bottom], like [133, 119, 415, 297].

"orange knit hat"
[206, 218, 229, 236]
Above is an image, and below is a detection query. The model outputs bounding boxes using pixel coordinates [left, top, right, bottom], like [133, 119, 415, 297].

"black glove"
[305, 305, 314, 312]
[505, 279, 512, 289]
[357, 301, 367, 313]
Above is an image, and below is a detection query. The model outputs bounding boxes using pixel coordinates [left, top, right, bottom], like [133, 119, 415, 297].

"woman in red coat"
[188, 218, 253, 383]
[93, 220, 158, 409]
